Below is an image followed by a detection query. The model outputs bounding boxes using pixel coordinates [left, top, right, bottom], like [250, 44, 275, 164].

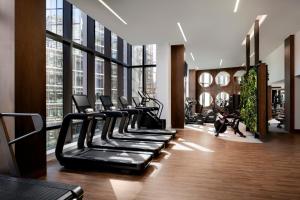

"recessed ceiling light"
[177, 22, 187, 42]
[242, 15, 267, 45]
[234, 0, 240, 13]
[98, 0, 128, 25]
[219, 59, 223, 66]
[190, 52, 195, 61]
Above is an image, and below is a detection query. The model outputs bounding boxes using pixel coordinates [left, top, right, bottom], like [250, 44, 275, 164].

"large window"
[145, 67, 157, 98]
[45, 1, 129, 150]
[145, 44, 157, 65]
[72, 48, 87, 96]
[95, 21, 105, 54]
[111, 63, 118, 105]
[46, 0, 63, 36]
[72, 5, 87, 45]
[132, 45, 143, 66]
[131, 44, 157, 100]
[123, 40, 128, 64]
[132, 68, 143, 98]
[95, 57, 105, 111]
[111, 32, 118, 60]
[46, 38, 63, 150]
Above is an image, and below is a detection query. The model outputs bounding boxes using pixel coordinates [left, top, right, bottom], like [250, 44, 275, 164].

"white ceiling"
[68, 0, 300, 69]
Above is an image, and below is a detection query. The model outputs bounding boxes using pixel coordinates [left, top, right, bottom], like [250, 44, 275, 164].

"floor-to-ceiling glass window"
[95, 57, 105, 111]
[46, 0, 63, 150]
[72, 5, 87, 45]
[111, 33, 118, 60]
[46, 38, 63, 150]
[132, 68, 143, 98]
[46, 0, 63, 36]
[45, 0, 129, 150]
[95, 21, 105, 54]
[111, 63, 118, 105]
[132, 45, 143, 66]
[145, 44, 157, 65]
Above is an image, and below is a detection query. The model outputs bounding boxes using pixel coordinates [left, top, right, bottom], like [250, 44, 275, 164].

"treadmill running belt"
[0, 176, 82, 200]
[75, 149, 152, 164]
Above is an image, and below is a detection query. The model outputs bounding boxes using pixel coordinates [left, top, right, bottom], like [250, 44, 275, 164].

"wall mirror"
[234, 70, 247, 84]
[215, 92, 230, 107]
[198, 72, 213, 88]
[215, 71, 230, 87]
[199, 92, 213, 107]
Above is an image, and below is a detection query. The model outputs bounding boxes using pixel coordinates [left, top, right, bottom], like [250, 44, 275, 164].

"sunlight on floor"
[182, 141, 214, 153]
[149, 162, 162, 178]
[109, 179, 143, 200]
[171, 141, 194, 151]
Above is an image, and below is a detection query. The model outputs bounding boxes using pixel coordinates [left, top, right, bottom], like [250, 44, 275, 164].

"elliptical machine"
[185, 97, 204, 125]
[131, 91, 166, 129]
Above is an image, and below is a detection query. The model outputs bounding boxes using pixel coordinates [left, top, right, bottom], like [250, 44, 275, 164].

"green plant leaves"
[240, 68, 257, 133]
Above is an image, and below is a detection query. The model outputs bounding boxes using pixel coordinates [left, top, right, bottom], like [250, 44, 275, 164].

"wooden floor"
[46, 129, 300, 200]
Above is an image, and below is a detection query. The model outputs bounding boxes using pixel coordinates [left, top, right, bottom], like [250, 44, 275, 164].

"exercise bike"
[214, 100, 246, 138]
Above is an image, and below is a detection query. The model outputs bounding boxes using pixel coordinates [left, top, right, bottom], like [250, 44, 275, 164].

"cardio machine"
[184, 97, 204, 125]
[0, 112, 84, 200]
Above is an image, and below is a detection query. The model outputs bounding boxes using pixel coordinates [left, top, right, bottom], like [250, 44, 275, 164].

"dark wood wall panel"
[257, 64, 268, 138]
[195, 67, 244, 112]
[284, 35, 295, 132]
[188, 70, 197, 113]
[15, 0, 46, 178]
[171, 45, 185, 128]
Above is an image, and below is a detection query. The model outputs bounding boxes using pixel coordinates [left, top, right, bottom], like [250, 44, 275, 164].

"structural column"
[284, 35, 295, 132]
[171, 45, 185, 128]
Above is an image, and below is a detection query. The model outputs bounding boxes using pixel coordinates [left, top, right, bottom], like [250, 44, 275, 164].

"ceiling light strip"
[234, 0, 240, 13]
[177, 22, 187, 42]
[98, 0, 128, 25]
[242, 15, 267, 45]
[190, 53, 195, 61]
[219, 59, 223, 66]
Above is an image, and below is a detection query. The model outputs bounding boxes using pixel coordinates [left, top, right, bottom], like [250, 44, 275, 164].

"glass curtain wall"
[95, 57, 105, 111]
[111, 63, 118, 105]
[46, 0, 128, 150]
[46, 38, 63, 150]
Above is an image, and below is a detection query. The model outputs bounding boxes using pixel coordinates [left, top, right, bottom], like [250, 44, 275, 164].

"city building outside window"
[95, 21, 105, 54]
[72, 5, 87, 45]
[95, 57, 105, 111]
[46, 38, 63, 150]
[46, 0, 63, 36]
[111, 32, 118, 60]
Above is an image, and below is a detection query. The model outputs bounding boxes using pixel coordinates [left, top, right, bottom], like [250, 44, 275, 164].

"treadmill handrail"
[0, 113, 44, 177]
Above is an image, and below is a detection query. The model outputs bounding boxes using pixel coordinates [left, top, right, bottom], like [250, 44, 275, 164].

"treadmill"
[119, 96, 176, 137]
[55, 112, 153, 172]
[99, 95, 173, 144]
[72, 95, 165, 157]
[0, 112, 83, 200]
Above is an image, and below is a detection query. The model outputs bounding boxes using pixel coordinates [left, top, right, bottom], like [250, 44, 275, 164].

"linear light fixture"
[242, 15, 267, 45]
[219, 59, 223, 66]
[250, 52, 255, 58]
[190, 53, 195, 61]
[234, 0, 240, 13]
[241, 63, 245, 66]
[177, 22, 187, 42]
[98, 0, 128, 25]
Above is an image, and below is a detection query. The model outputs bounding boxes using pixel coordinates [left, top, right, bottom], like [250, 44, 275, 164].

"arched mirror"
[215, 71, 230, 87]
[233, 70, 246, 84]
[215, 92, 230, 107]
[199, 92, 213, 107]
[198, 72, 213, 88]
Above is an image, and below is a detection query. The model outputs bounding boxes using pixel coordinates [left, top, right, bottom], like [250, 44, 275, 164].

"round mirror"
[198, 72, 213, 88]
[215, 92, 230, 107]
[215, 71, 230, 87]
[199, 92, 213, 107]
[234, 70, 246, 84]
